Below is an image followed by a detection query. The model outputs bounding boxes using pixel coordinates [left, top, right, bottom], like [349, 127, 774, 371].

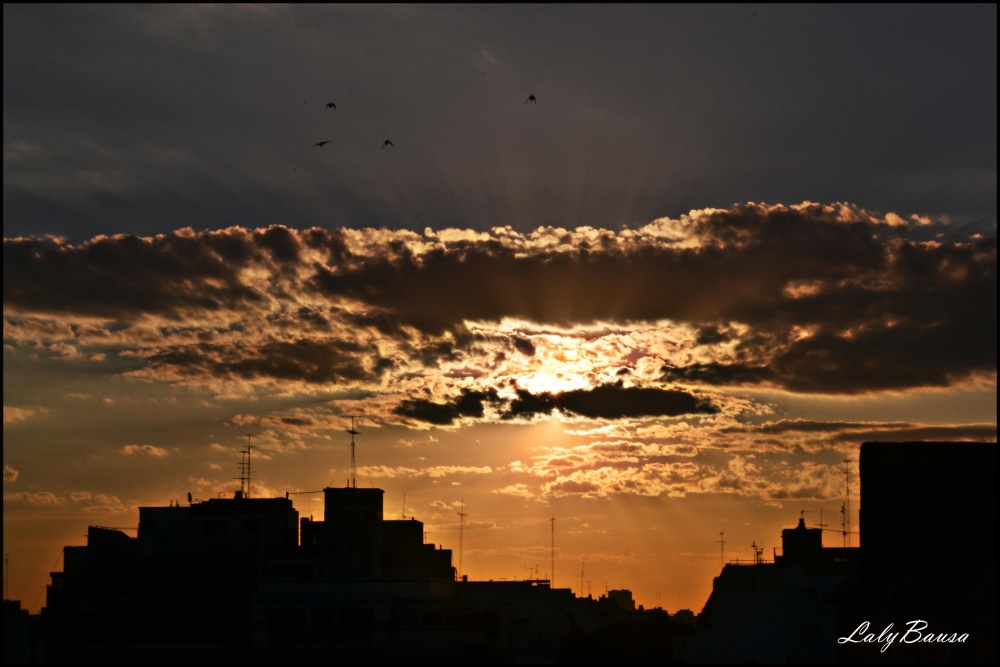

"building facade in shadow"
[688, 441, 996, 664]
[38, 485, 656, 663]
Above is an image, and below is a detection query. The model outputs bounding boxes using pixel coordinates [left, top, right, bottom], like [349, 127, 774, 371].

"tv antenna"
[550, 516, 556, 589]
[237, 434, 255, 498]
[843, 459, 853, 547]
[346, 416, 359, 489]
[718, 531, 726, 568]
[457, 500, 467, 580]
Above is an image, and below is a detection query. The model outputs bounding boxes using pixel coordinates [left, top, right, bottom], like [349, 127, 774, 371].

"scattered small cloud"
[3, 491, 65, 505]
[3, 406, 37, 425]
[120, 444, 168, 457]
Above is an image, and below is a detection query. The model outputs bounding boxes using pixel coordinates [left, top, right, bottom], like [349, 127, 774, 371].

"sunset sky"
[3, 5, 996, 613]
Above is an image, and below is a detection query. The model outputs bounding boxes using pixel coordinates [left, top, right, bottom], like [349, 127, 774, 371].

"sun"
[517, 370, 590, 396]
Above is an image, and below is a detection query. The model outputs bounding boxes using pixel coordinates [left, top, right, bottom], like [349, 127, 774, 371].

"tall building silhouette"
[854, 441, 997, 663]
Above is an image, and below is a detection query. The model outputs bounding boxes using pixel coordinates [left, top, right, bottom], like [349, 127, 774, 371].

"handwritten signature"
[838, 620, 969, 653]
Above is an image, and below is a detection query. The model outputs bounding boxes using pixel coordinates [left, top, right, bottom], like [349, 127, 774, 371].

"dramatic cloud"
[3, 204, 996, 429]
[504, 383, 717, 420]
[394, 389, 502, 425]
[3, 229, 271, 319]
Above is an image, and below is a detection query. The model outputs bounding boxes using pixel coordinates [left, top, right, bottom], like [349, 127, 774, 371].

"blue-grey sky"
[5, 4, 996, 240]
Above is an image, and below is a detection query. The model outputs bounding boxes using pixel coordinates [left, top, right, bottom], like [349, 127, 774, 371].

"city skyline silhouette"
[7, 441, 994, 663]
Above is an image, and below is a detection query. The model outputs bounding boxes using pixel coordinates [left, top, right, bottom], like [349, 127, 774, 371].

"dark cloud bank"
[394, 383, 718, 426]
[4, 204, 996, 398]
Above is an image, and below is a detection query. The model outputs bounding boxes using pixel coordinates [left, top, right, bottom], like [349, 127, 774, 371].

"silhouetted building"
[606, 589, 635, 611]
[37, 483, 679, 663]
[687, 515, 860, 663]
[4, 599, 36, 664]
[853, 441, 997, 663]
[688, 441, 997, 664]
[43, 494, 300, 663]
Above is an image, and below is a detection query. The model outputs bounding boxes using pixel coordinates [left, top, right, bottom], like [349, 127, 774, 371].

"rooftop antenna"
[457, 500, 467, 580]
[718, 531, 726, 569]
[843, 459, 853, 547]
[581, 561, 585, 596]
[237, 434, 254, 498]
[346, 416, 359, 489]
[550, 516, 555, 588]
[402, 492, 407, 519]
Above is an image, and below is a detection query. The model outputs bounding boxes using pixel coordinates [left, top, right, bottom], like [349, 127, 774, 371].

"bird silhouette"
[312, 140, 332, 147]
[326, 102, 336, 109]
[524, 94, 536, 104]
[382, 140, 394, 149]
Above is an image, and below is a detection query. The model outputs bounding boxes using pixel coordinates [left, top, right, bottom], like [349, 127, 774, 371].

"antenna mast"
[457, 500, 467, 580]
[550, 516, 555, 588]
[718, 531, 726, 568]
[237, 434, 254, 498]
[347, 417, 359, 489]
[843, 459, 853, 547]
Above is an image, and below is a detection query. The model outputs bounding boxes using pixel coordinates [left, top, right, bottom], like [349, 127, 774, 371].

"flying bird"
[524, 94, 536, 104]
[312, 140, 332, 147]
[326, 102, 336, 109]
[382, 140, 394, 149]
